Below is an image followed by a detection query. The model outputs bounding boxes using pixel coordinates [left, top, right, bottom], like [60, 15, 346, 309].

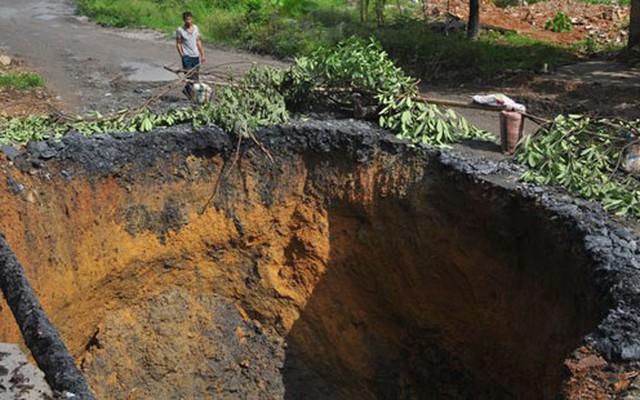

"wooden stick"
[418, 96, 504, 112]
[315, 85, 526, 115]
[163, 65, 186, 74]
[412, 94, 550, 124]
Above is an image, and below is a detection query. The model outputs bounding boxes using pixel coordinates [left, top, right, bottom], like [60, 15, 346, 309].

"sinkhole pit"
[1, 120, 640, 399]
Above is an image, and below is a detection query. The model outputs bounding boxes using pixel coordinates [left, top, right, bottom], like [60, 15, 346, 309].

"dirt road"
[0, 0, 286, 115]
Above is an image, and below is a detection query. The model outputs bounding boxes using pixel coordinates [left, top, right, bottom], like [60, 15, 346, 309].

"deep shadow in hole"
[282, 165, 608, 400]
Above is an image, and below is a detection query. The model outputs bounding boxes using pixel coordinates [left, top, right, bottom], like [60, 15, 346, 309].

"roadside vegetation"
[74, 0, 587, 80]
[0, 72, 46, 90]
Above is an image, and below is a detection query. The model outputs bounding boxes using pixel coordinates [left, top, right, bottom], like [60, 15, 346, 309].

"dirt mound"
[427, 0, 629, 44]
[1, 120, 640, 398]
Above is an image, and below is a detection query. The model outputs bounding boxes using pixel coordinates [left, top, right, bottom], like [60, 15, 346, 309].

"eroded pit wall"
[0, 120, 639, 399]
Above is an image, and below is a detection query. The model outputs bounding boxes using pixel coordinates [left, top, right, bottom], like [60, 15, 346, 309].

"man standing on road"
[176, 11, 206, 81]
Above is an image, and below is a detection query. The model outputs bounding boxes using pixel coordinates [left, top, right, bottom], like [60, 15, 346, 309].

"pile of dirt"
[426, 0, 630, 45]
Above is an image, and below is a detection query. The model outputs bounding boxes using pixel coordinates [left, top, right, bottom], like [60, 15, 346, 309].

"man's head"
[182, 11, 193, 26]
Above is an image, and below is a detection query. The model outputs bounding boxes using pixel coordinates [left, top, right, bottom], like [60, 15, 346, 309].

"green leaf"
[401, 111, 412, 125]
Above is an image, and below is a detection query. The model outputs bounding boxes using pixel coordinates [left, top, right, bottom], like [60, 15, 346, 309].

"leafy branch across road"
[284, 37, 491, 146]
[0, 37, 488, 148]
[515, 115, 640, 217]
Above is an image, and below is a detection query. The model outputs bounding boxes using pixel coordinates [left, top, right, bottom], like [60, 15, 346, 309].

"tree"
[467, 0, 480, 40]
[360, 0, 370, 22]
[358, 0, 386, 26]
[374, 0, 386, 26]
[631, 0, 640, 49]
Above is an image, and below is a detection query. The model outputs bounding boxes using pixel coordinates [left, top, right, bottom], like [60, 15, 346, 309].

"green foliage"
[366, 19, 578, 79]
[545, 12, 573, 33]
[242, 0, 267, 24]
[284, 37, 415, 105]
[0, 72, 46, 89]
[0, 115, 56, 144]
[515, 115, 640, 217]
[272, 0, 319, 17]
[282, 37, 415, 115]
[0, 66, 287, 144]
[378, 93, 489, 146]
[197, 66, 289, 137]
[76, 0, 163, 28]
[284, 38, 490, 146]
[1, 38, 486, 149]
[0, 108, 197, 145]
[239, 18, 327, 57]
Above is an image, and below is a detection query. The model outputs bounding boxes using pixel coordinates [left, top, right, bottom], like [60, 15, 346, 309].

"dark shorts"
[181, 55, 200, 81]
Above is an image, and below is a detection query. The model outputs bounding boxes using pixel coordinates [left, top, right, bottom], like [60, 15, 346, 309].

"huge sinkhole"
[1, 120, 637, 399]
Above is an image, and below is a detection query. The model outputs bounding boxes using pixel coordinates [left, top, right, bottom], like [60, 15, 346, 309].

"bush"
[545, 12, 572, 33]
[243, 0, 269, 24]
[369, 22, 577, 80]
[200, 10, 245, 44]
[240, 19, 327, 57]
[0, 72, 46, 89]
